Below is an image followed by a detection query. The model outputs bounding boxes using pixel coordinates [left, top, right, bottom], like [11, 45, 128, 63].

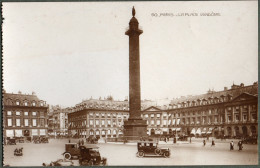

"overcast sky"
[3, 1, 258, 107]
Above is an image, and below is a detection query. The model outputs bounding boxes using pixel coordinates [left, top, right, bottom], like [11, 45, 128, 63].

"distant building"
[48, 105, 71, 137]
[3, 91, 48, 141]
[68, 82, 258, 139]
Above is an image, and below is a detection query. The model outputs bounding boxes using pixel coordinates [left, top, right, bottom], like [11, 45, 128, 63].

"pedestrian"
[165, 137, 167, 143]
[203, 139, 206, 146]
[211, 139, 215, 147]
[69, 139, 71, 143]
[230, 141, 234, 150]
[78, 139, 81, 147]
[238, 141, 243, 151]
[81, 139, 84, 145]
[190, 137, 192, 143]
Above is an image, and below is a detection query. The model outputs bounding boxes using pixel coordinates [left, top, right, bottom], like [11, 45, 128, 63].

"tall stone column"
[124, 7, 147, 140]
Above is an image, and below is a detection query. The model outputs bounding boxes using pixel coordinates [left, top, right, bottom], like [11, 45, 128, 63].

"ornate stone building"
[3, 91, 48, 141]
[68, 82, 258, 139]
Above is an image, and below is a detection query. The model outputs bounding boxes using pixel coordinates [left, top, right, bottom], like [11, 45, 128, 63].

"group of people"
[202, 139, 215, 147]
[14, 147, 23, 156]
[230, 141, 243, 151]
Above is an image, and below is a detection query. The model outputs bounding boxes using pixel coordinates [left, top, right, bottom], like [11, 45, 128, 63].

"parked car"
[7, 138, 16, 145]
[136, 141, 170, 158]
[86, 135, 98, 144]
[242, 137, 258, 144]
[178, 135, 188, 141]
[78, 145, 107, 166]
[40, 137, 49, 143]
[43, 159, 74, 166]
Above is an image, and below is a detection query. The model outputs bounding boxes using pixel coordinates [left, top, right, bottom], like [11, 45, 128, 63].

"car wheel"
[163, 151, 170, 158]
[64, 153, 71, 160]
[88, 160, 94, 166]
[138, 151, 145, 158]
[155, 149, 161, 155]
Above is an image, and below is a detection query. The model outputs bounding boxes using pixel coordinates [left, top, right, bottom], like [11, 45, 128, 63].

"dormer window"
[32, 102, 36, 106]
[40, 102, 44, 106]
[16, 101, 20, 106]
[24, 102, 28, 106]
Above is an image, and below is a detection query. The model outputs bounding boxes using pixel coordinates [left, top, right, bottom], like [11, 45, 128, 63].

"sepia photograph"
[2, 1, 258, 166]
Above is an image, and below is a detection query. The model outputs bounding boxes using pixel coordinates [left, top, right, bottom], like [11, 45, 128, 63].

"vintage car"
[62, 143, 107, 166]
[43, 159, 74, 166]
[86, 135, 98, 144]
[78, 145, 107, 166]
[136, 141, 170, 158]
[40, 137, 49, 143]
[63, 143, 81, 159]
[242, 137, 258, 144]
[7, 138, 16, 145]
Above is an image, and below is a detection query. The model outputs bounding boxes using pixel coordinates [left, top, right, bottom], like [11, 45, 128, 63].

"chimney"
[224, 87, 228, 91]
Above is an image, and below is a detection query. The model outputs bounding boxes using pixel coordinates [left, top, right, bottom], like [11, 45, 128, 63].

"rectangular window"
[16, 119, 21, 126]
[96, 120, 99, 125]
[145, 114, 148, 118]
[32, 112, 37, 116]
[90, 120, 93, 125]
[16, 111, 20, 116]
[163, 120, 167, 125]
[40, 112, 44, 117]
[96, 113, 99, 117]
[7, 111, 12, 116]
[32, 119, 37, 126]
[107, 113, 110, 117]
[228, 116, 231, 122]
[24, 119, 29, 127]
[243, 115, 247, 121]
[235, 114, 239, 121]
[40, 119, 44, 127]
[151, 114, 154, 118]
[101, 120, 105, 125]
[24, 112, 28, 116]
[151, 120, 154, 125]
[157, 114, 160, 118]
[107, 120, 111, 125]
[7, 119, 12, 126]
[156, 120, 160, 125]
[252, 113, 257, 120]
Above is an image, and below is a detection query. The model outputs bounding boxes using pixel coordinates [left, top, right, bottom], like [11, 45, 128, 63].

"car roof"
[137, 141, 157, 143]
[80, 144, 99, 149]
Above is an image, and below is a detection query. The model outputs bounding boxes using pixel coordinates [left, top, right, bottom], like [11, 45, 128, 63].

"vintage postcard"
[2, 1, 258, 166]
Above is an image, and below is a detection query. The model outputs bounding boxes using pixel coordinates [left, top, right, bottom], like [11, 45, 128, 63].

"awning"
[176, 128, 181, 131]
[162, 128, 168, 132]
[196, 128, 201, 135]
[40, 129, 46, 135]
[201, 128, 207, 134]
[6, 130, 14, 137]
[207, 128, 213, 134]
[32, 129, 38, 136]
[190, 128, 196, 135]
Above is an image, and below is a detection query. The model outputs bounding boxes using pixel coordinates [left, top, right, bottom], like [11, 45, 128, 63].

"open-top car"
[136, 141, 170, 158]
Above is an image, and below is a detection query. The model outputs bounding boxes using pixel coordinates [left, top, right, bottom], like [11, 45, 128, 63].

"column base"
[124, 118, 147, 140]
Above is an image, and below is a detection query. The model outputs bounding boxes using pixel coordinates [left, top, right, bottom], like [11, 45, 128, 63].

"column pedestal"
[124, 118, 147, 140]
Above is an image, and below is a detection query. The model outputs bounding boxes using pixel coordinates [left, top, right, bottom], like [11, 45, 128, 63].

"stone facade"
[3, 91, 48, 140]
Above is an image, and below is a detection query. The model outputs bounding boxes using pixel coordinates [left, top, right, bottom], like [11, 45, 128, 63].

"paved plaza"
[3, 138, 258, 166]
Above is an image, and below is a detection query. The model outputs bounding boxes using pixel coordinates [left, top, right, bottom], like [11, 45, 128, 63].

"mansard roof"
[170, 82, 258, 104]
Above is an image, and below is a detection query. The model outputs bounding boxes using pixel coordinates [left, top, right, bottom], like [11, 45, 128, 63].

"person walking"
[238, 141, 243, 151]
[230, 141, 234, 150]
[68, 139, 71, 143]
[78, 139, 81, 147]
[203, 139, 206, 146]
[211, 139, 215, 147]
